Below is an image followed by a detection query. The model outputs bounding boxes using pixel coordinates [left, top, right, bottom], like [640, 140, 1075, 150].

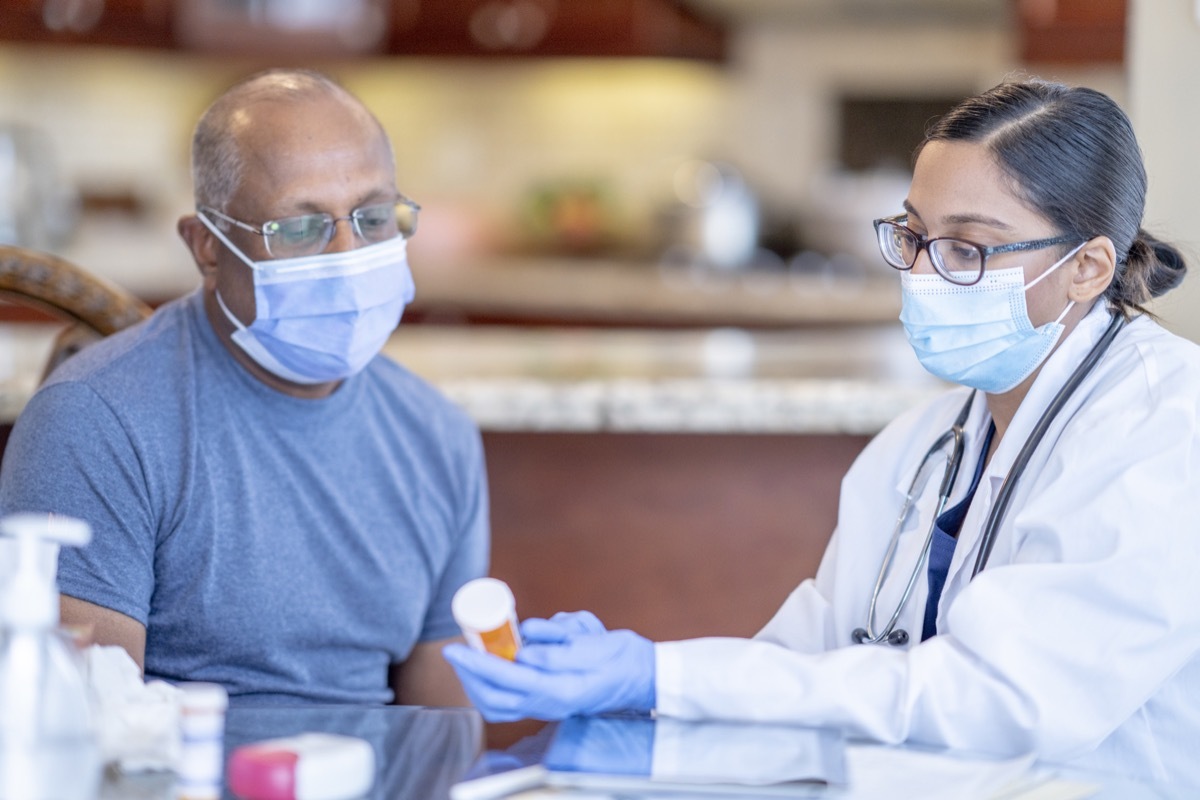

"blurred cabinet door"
[0, 0, 172, 48]
[484, 431, 870, 642]
[1016, 0, 1127, 64]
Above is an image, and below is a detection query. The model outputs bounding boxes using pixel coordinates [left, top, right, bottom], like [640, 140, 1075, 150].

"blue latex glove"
[543, 715, 656, 776]
[443, 611, 656, 722]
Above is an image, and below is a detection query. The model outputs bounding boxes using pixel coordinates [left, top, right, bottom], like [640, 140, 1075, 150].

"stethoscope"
[852, 312, 1127, 646]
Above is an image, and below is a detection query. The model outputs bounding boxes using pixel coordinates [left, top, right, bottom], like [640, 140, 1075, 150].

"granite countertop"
[1, 322, 947, 435]
[382, 323, 947, 434]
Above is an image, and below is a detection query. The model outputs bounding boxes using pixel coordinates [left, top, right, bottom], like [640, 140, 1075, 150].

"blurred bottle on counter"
[658, 159, 760, 272]
[0, 123, 79, 250]
[0, 513, 100, 800]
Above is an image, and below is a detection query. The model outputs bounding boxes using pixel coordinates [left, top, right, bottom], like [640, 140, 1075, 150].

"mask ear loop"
[196, 211, 259, 270]
[213, 288, 252, 335]
[1025, 241, 1087, 326]
[1052, 300, 1075, 325]
[1024, 241, 1088, 290]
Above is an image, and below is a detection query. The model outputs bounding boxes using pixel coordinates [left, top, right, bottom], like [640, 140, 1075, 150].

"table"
[96, 705, 1178, 800]
[101, 705, 483, 800]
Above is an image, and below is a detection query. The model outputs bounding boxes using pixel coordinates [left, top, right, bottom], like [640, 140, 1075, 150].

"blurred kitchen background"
[1, 1, 1198, 649]
[5, 0, 1193, 322]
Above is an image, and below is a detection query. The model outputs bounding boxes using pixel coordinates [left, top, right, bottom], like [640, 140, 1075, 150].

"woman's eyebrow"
[942, 212, 1016, 231]
[902, 200, 1015, 232]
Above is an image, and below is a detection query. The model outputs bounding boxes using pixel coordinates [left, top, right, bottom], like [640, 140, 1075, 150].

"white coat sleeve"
[655, 348, 1200, 762]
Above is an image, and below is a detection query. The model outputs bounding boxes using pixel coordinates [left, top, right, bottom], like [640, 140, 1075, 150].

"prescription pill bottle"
[452, 578, 522, 661]
[176, 682, 228, 800]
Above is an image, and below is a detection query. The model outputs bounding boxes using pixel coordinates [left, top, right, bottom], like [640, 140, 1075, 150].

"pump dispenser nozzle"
[0, 513, 91, 629]
[0, 512, 100, 800]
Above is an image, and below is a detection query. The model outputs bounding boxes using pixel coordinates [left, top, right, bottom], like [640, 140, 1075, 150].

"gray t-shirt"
[0, 289, 489, 704]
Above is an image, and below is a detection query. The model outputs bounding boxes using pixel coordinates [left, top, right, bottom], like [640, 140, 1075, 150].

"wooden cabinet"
[0, 0, 172, 49]
[390, 0, 724, 60]
[0, 0, 726, 61]
[484, 430, 868, 642]
[1015, 0, 1127, 64]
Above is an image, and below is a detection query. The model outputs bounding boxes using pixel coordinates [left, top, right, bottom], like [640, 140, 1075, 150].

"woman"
[443, 79, 1200, 785]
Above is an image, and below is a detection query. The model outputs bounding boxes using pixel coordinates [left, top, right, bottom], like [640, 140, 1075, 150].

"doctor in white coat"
[444, 79, 1200, 787]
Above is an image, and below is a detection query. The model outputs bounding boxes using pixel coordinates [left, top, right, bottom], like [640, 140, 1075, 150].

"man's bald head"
[190, 69, 391, 211]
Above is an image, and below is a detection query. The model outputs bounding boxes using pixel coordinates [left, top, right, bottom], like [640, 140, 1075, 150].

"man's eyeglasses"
[200, 196, 420, 260]
[872, 214, 1081, 286]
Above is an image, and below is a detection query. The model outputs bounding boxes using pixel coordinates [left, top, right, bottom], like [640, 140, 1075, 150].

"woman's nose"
[910, 247, 938, 276]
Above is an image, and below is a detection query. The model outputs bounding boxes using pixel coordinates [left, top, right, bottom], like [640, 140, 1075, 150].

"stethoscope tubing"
[855, 394, 972, 645]
[855, 311, 1127, 645]
[971, 313, 1127, 577]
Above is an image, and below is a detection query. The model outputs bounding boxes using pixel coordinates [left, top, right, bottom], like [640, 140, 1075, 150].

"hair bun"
[1131, 229, 1188, 298]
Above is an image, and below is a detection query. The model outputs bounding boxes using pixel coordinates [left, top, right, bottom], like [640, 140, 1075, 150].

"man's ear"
[1069, 235, 1117, 304]
[178, 215, 219, 289]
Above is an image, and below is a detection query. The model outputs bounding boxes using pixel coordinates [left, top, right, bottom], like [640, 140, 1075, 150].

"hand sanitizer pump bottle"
[0, 513, 101, 800]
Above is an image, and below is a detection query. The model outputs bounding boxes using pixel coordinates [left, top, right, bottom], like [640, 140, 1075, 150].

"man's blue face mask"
[899, 242, 1086, 394]
[198, 211, 415, 385]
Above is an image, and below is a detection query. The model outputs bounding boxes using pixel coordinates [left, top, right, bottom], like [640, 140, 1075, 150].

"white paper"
[83, 644, 182, 772]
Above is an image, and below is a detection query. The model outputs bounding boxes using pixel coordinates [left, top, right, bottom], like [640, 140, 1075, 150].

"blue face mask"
[899, 243, 1085, 394]
[198, 212, 415, 385]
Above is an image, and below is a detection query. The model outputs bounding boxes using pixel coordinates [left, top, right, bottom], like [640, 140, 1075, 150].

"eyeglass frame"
[872, 213, 1083, 286]
[198, 194, 421, 259]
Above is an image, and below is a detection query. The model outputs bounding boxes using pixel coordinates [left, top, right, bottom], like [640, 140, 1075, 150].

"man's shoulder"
[42, 292, 199, 392]
[364, 355, 476, 430]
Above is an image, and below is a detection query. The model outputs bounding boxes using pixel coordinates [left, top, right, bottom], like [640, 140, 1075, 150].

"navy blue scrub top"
[921, 421, 996, 642]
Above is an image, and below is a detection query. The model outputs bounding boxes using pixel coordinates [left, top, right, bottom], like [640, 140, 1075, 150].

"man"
[0, 69, 487, 706]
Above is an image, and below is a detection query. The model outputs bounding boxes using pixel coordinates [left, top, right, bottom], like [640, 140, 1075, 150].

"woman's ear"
[1069, 235, 1117, 303]
[177, 215, 219, 289]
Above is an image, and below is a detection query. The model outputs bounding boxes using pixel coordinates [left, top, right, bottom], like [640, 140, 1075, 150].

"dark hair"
[920, 78, 1186, 317]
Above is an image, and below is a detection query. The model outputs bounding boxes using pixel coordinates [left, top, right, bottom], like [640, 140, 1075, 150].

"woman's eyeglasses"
[201, 195, 420, 260]
[872, 214, 1080, 286]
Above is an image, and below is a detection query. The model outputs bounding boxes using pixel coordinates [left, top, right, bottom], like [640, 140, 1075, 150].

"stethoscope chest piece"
[852, 627, 909, 647]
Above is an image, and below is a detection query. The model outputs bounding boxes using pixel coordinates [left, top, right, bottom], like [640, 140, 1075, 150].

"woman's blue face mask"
[198, 211, 415, 385]
[899, 242, 1085, 394]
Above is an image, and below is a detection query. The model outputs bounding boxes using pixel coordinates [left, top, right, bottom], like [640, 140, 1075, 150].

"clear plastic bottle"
[0, 513, 101, 800]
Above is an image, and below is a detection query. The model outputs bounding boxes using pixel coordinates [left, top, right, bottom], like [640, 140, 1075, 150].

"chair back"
[0, 245, 153, 381]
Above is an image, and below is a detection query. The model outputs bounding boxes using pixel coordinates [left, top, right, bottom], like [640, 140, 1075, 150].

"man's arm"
[62, 595, 147, 671]
[390, 636, 471, 707]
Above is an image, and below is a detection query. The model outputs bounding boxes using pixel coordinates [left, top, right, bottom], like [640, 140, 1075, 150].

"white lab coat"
[655, 302, 1200, 787]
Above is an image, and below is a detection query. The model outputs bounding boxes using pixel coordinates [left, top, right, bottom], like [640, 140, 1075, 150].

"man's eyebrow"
[267, 191, 394, 217]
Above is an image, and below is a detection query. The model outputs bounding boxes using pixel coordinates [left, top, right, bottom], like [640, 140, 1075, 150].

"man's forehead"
[234, 94, 384, 152]
[227, 97, 395, 214]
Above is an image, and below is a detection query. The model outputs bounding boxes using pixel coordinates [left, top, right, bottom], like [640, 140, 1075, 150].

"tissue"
[83, 644, 182, 772]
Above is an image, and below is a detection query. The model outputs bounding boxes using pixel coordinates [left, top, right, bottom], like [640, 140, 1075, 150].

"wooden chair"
[0, 244, 153, 382]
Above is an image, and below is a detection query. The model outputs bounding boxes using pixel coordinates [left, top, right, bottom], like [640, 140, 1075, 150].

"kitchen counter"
[383, 323, 946, 433]
[1, 321, 946, 434]
[46, 215, 901, 329]
[407, 256, 901, 328]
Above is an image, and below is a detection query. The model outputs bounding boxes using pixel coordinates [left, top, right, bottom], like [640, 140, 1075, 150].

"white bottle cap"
[452, 578, 515, 633]
[179, 682, 229, 713]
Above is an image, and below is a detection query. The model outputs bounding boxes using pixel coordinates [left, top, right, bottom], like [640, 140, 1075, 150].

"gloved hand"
[443, 611, 656, 722]
[542, 715, 655, 776]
